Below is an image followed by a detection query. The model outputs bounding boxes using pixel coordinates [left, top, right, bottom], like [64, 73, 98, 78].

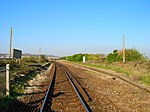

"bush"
[106, 48, 145, 63]
[10, 60, 20, 69]
[0, 60, 8, 67]
[106, 53, 117, 63]
[67, 54, 84, 62]
[125, 48, 145, 61]
[21, 56, 38, 63]
[86, 54, 99, 61]
[106, 50, 122, 63]
[61, 53, 100, 62]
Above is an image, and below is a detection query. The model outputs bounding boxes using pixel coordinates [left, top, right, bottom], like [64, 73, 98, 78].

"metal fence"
[0, 66, 6, 96]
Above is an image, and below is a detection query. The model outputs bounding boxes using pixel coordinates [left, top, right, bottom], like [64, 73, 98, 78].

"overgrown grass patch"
[140, 74, 150, 86]
[77, 62, 130, 76]
[0, 56, 50, 109]
[11, 66, 42, 96]
[61, 49, 150, 87]
[70, 61, 150, 86]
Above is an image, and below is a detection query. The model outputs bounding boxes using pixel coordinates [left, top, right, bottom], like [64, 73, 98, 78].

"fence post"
[6, 64, 10, 96]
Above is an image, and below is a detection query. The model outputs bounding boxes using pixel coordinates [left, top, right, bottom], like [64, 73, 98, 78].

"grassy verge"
[81, 63, 130, 75]
[140, 74, 150, 86]
[0, 56, 50, 108]
[11, 69, 38, 96]
[0, 63, 50, 109]
[68, 61, 150, 86]
[73, 62, 131, 76]
[10, 62, 50, 97]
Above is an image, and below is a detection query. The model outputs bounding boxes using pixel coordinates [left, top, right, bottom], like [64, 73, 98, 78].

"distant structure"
[47, 55, 60, 60]
[12, 49, 22, 59]
[0, 53, 8, 59]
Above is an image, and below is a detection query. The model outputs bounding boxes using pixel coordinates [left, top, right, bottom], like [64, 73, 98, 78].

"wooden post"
[123, 34, 126, 63]
[9, 27, 12, 60]
[6, 64, 10, 96]
[39, 48, 41, 62]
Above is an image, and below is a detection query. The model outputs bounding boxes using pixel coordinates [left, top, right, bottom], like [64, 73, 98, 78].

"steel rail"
[62, 65, 91, 102]
[62, 65, 90, 112]
[40, 63, 56, 112]
[40, 62, 90, 112]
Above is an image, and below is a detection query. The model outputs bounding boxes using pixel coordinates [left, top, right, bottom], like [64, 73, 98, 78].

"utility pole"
[39, 47, 41, 62]
[85, 48, 86, 57]
[123, 34, 125, 63]
[9, 27, 12, 60]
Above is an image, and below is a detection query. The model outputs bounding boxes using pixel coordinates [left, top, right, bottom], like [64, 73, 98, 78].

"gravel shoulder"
[17, 63, 54, 105]
[59, 61, 150, 112]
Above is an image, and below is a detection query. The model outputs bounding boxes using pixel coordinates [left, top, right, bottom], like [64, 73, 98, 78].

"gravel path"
[59, 61, 150, 112]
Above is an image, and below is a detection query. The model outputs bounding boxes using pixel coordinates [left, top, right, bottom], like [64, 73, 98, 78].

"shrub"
[21, 56, 38, 63]
[61, 53, 100, 62]
[125, 48, 145, 61]
[86, 54, 99, 61]
[0, 60, 8, 67]
[106, 50, 122, 63]
[67, 54, 84, 62]
[106, 48, 145, 63]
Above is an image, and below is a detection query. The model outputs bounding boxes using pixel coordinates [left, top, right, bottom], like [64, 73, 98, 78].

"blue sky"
[0, 0, 150, 57]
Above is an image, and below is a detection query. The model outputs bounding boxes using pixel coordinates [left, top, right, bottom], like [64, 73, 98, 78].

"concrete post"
[6, 64, 10, 96]
[83, 56, 86, 63]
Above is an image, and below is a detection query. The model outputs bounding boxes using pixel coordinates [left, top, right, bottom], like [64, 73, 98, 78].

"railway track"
[40, 62, 91, 112]
[0, 62, 91, 112]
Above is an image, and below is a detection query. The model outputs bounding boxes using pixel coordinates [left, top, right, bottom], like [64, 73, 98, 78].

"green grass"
[70, 61, 150, 86]
[0, 57, 50, 109]
[140, 74, 150, 86]
[11, 66, 43, 96]
[77, 62, 130, 76]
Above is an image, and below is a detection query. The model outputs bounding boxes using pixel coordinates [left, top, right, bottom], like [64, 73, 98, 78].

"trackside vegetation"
[61, 48, 150, 86]
[61, 53, 104, 62]
[0, 55, 49, 108]
[106, 48, 146, 63]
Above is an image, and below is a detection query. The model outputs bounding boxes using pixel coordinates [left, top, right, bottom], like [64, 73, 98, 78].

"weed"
[140, 74, 150, 86]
